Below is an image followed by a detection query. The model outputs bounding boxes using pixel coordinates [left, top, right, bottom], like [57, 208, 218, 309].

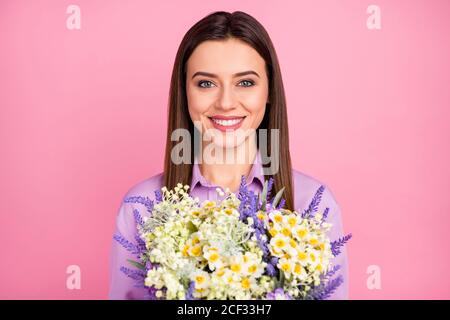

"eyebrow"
[191, 70, 260, 79]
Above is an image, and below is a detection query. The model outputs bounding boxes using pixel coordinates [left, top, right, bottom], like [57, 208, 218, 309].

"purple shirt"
[108, 151, 349, 299]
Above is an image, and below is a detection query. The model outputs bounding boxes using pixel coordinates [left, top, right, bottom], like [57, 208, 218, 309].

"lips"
[208, 115, 246, 131]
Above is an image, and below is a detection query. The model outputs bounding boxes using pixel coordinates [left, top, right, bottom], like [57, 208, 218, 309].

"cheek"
[243, 90, 267, 121]
[247, 99, 266, 115]
[250, 105, 266, 127]
[241, 85, 268, 111]
[186, 86, 209, 121]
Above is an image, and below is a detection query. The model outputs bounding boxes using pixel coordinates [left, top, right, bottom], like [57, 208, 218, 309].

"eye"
[238, 80, 255, 87]
[197, 80, 215, 88]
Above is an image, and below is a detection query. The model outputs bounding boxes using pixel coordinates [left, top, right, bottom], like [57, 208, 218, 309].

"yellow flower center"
[297, 252, 307, 261]
[289, 239, 297, 248]
[195, 275, 205, 284]
[281, 262, 291, 272]
[297, 229, 308, 238]
[281, 228, 291, 237]
[230, 264, 241, 273]
[209, 253, 219, 262]
[216, 269, 225, 277]
[288, 216, 297, 227]
[241, 278, 251, 289]
[275, 238, 286, 248]
[204, 201, 215, 208]
[182, 245, 190, 257]
[191, 246, 202, 256]
[248, 265, 257, 273]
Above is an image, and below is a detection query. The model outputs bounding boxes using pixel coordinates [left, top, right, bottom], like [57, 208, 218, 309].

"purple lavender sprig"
[123, 196, 154, 213]
[185, 281, 196, 300]
[133, 208, 145, 226]
[322, 207, 330, 222]
[277, 198, 286, 209]
[302, 265, 343, 300]
[322, 264, 341, 279]
[307, 275, 344, 300]
[238, 175, 270, 251]
[119, 267, 146, 281]
[113, 233, 141, 255]
[237, 175, 271, 261]
[266, 177, 274, 201]
[237, 175, 258, 223]
[301, 185, 325, 219]
[154, 189, 163, 202]
[331, 233, 353, 257]
[134, 234, 146, 253]
[237, 176, 287, 279]
[265, 257, 279, 277]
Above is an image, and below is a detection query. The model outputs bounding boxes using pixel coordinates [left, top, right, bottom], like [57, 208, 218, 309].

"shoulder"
[115, 172, 164, 225]
[122, 172, 165, 200]
[291, 169, 341, 217]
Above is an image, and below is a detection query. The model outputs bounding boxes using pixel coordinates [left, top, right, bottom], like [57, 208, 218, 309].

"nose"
[217, 85, 237, 110]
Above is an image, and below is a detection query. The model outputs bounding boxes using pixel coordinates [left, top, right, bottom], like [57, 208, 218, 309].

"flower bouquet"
[114, 177, 351, 300]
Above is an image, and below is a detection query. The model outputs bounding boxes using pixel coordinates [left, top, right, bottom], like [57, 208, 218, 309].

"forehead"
[186, 38, 266, 75]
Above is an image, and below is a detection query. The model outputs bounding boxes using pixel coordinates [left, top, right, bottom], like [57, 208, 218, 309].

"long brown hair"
[163, 11, 294, 210]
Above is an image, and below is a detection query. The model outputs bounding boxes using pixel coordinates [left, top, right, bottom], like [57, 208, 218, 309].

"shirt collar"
[190, 149, 265, 191]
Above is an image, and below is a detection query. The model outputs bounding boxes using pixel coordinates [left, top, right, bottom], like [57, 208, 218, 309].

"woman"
[109, 11, 348, 299]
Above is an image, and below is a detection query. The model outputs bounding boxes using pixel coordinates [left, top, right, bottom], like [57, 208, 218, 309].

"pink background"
[1, 0, 449, 299]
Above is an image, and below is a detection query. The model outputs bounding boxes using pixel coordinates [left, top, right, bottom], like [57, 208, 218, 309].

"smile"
[208, 116, 246, 131]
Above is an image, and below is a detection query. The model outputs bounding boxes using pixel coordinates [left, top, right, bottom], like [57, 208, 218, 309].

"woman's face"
[185, 38, 269, 150]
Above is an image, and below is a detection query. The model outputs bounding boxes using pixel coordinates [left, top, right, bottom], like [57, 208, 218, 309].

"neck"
[198, 137, 258, 193]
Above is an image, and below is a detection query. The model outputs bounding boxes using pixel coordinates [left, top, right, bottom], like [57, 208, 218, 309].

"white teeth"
[211, 118, 244, 126]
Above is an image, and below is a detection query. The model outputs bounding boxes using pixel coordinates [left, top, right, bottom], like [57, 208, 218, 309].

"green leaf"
[272, 187, 285, 209]
[260, 180, 268, 209]
[186, 221, 197, 233]
[127, 259, 146, 270]
[278, 270, 286, 288]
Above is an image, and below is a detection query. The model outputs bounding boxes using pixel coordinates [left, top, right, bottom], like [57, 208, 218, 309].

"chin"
[211, 130, 249, 149]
